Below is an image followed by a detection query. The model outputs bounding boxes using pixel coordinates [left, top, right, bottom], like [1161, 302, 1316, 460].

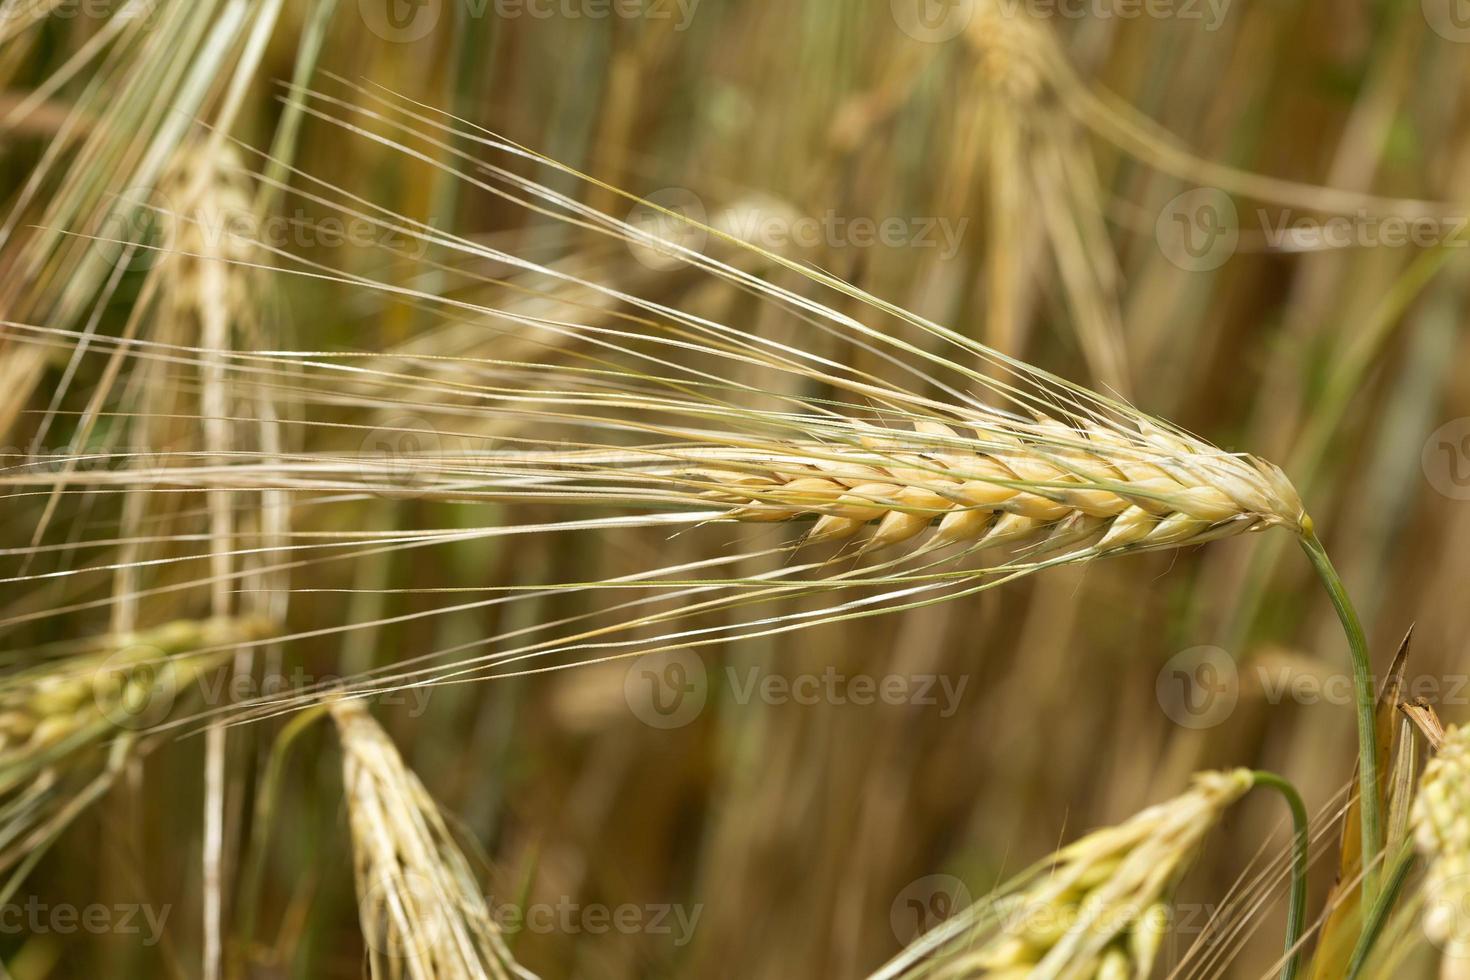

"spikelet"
[878, 769, 1254, 980]
[966, 0, 1052, 103]
[1414, 724, 1470, 978]
[332, 700, 537, 980]
[0, 617, 274, 872]
[690, 416, 1304, 560]
[158, 141, 259, 312]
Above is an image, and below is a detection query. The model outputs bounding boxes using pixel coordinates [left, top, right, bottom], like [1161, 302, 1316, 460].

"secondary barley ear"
[1413, 724, 1470, 979]
[0, 617, 274, 885]
[872, 769, 1308, 980]
[331, 699, 538, 980]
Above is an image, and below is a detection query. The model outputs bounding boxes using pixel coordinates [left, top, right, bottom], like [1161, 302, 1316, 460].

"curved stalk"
[1347, 843, 1415, 979]
[1299, 522, 1381, 904]
[1252, 771, 1310, 980]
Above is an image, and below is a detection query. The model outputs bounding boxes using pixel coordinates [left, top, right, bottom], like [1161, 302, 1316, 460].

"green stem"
[1299, 525, 1381, 905]
[1347, 842, 1415, 979]
[1252, 771, 1310, 980]
[237, 705, 330, 960]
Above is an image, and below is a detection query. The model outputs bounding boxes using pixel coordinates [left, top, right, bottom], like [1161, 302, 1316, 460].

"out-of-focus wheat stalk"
[0, 617, 273, 885]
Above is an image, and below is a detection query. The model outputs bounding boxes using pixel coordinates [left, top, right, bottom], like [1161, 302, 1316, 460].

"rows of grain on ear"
[689, 416, 1304, 557]
[877, 769, 1255, 980]
[332, 699, 538, 980]
[1414, 725, 1470, 979]
[0, 617, 276, 871]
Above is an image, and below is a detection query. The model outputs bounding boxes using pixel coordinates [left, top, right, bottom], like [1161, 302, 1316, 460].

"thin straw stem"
[1251, 770, 1309, 980]
[1299, 523, 1380, 905]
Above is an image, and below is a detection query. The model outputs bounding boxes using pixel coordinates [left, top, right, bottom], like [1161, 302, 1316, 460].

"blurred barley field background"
[3, 1, 1470, 978]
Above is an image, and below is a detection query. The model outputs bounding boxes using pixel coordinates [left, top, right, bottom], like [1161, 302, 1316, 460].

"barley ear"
[874, 769, 1257, 980]
[1413, 725, 1470, 979]
[331, 700, 538, 980]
